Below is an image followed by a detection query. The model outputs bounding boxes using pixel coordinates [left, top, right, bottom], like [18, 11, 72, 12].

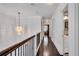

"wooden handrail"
[0, 35, 35, 56]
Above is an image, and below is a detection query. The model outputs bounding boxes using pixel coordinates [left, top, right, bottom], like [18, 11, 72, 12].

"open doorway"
[63, 5, 69, 56]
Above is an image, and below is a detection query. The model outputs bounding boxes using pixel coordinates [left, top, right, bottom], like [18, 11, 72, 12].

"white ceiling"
[0, 3, 58, 18]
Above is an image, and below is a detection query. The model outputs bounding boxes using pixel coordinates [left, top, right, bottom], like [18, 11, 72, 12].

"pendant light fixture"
[16, 11, 24, 35]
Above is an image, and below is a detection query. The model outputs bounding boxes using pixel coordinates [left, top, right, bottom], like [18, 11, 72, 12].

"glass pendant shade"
[16, 26, 24, 35]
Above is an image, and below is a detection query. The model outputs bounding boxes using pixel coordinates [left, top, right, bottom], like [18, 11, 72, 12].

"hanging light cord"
[18, 12, 20, 26]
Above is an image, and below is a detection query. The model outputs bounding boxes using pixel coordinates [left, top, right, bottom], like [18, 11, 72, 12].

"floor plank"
[37, 37, 62, 56]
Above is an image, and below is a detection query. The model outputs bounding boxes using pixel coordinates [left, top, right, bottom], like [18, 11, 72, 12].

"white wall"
[52, 3, 79, 56]
[51, 4, 67, 55]
[64, 35, 69, 53]
[0, 13, 16, 51]
[0, 12, 41, 52]
[68, 4, 79, 56]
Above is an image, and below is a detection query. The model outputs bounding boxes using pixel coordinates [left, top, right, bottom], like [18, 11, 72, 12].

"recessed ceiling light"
[47, 3, 53, 5]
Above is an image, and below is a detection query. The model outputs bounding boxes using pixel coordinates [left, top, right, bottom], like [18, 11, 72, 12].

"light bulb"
[47, 3, 53, 5]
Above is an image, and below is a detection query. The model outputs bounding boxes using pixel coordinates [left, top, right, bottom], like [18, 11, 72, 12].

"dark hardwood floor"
[37, 37, 62, 56]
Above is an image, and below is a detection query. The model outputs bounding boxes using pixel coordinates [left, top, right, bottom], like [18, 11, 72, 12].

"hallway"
[0, 3, 79, 56]
[37, 37, 61, 56]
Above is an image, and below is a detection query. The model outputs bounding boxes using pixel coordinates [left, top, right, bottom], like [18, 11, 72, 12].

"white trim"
[36, 39, 42, 55]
